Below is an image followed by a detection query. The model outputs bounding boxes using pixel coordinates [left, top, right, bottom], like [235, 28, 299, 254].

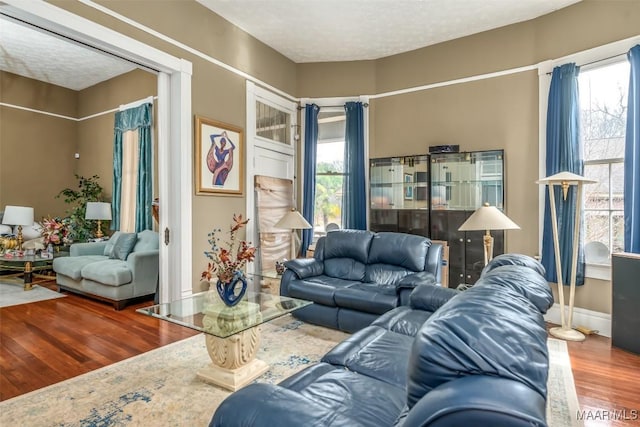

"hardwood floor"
[1, 281, 639, 427]
[0, 281, 198, 400]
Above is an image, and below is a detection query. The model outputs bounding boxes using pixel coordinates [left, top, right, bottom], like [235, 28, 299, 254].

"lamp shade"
[458, 203, 520, 231]
[85, 202, 112, 220]
[536, 171, 597, 185]
[2, 205, 34, 226]
[274, 209, 312, 230]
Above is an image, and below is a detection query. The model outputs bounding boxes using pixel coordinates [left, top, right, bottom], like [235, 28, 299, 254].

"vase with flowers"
[201, 214, 256, 307]
[40, 216, 71, 250]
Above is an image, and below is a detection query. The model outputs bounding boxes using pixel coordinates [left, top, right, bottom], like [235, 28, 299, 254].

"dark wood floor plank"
[1, 282, 198, 400]
[2, 280, 640, 427]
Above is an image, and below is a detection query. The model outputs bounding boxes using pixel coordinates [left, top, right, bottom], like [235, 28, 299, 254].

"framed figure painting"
[195, 116, 244, 196]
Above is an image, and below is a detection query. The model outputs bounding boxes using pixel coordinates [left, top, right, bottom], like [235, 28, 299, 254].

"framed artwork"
[195, 116, 244, 196]
[404, 173, 413, 200]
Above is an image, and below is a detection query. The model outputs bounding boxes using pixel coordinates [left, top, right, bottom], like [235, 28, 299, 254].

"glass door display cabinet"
[370, 155, 429, 236]
[430, 150, 504, 287]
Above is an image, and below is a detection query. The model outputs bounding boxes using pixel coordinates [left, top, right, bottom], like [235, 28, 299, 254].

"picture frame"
[195, 116, 244, 196]
[404, 173, 413, 200]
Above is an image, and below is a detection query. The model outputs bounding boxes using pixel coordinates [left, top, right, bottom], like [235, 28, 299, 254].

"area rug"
[0, 317, 580, 426]
[0, 281, 65, 308]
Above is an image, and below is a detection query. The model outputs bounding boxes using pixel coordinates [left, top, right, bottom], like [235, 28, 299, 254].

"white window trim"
[538, 35, 640, 281]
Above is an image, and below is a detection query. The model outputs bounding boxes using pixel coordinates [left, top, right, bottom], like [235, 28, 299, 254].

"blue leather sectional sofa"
[211, 254, 553, 426]
[280, 230, 443, 332]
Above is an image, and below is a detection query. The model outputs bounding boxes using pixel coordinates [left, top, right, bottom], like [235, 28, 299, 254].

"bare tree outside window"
[579, 61, 629, 261]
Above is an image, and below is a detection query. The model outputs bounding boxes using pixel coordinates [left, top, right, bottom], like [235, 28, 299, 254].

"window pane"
[612, 211, 625, 253]
[317, 141, 345, 173]
[611, 162, 625, 210]
[314, 175, 343, 233]
[579, 61, 629, 162]
[585, 210, 610, 251]
[256, 101, 290, 144]
[584, 164, 609, 209]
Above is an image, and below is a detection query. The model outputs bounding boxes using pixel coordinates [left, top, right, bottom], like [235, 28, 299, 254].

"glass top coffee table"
[137, 291, 310, 391]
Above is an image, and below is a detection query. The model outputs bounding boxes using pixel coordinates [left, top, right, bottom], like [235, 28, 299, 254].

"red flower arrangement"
[201, 214, 256, 284]
[40, 216, 71, 246]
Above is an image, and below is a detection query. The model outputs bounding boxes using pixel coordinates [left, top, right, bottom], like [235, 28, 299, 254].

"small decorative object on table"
[201, 214, 256, 307]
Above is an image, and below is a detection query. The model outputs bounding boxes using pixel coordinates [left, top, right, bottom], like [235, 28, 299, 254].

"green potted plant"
[57, 174, 108, 242]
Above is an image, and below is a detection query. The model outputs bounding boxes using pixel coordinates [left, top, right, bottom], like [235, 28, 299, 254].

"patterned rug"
[0, 316, 580, 426]
[0, 281, 65, 308]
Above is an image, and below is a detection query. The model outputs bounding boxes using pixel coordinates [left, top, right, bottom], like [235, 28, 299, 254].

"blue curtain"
[343, 102, 367, 230]
[300, 104, 319, 256]
[625, 45, 640, 253]
[112, 102, 153, 232]
[542, 63, 585, 285]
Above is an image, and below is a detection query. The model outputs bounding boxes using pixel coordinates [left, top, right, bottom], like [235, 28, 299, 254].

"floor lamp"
[458, 202, 520, 266]
[274, 208, 312, 259]
[537, 171, 596, 342]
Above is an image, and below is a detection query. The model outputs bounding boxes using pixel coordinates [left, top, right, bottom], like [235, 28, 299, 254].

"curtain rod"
[545, 52, 628, 75]
[297, 103, 369, 110]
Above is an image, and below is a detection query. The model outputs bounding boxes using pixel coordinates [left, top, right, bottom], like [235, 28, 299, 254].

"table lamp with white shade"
[2, 205, 34, 251]
[537, 171, 596, 342]
[274, 208, 312, 259]
[458, 203, 520, 266]
[85, 202, 112, 239]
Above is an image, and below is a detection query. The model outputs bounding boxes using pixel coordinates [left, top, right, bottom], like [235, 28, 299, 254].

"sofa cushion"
[333, 282, 398, 314]
[368, 232, 430, 271]
[322, 326, 413, 388]
[289, 365, 407, 427]
[81, 259, 133, 286]
[482, 253, 546, 277]
[103, 231, 122, 256]
[53, 255, 108, 281]
[405, 277, 549, 409]
[133, 230, 159, 252]
[480, 265, 554, 314]
[323, 229, 374, 264]
[110, 233, 138, 260]
[371, 306, 433, 337]
[324, 258, 366, 281]
[287, 276, 360, 306]
[364, 263, 412, 285]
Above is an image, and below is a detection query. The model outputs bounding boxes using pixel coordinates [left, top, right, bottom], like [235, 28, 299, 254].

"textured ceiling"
[0, 1, 581, 91]
[197, 0, 581, 62]
[0, 17, 137, 91]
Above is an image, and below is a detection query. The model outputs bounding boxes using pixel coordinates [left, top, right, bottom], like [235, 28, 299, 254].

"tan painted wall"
[0, 72, 77, 220]
[77, 69, 158, 201]
[44, 0, 639, 303]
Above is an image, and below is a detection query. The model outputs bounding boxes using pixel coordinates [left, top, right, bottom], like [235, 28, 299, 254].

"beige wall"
[77, 69, 158, 200]
[0, 71, 77, 219]
[43, 0, 639, 304]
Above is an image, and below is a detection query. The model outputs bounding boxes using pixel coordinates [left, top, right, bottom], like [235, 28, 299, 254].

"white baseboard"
[544, 304, 611, 338]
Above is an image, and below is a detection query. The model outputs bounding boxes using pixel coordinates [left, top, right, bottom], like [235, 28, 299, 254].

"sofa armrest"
[397, 271, 437, 290]
[398, 376, 546, 427]
[409, 284, 459, 312]
[126, 250, 159, 295]
[425, 242, 443, 284]
[210, 383, 355, 427]
[70, 241, 108, 257]
[284, 258, 323, 279]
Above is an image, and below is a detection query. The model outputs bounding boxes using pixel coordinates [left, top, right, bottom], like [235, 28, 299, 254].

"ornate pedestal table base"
[197, 300, 269, 391]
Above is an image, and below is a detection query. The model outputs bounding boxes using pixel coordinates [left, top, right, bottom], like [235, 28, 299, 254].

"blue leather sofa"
[211, 254, 553, 426]
[280, 230, 443, 332]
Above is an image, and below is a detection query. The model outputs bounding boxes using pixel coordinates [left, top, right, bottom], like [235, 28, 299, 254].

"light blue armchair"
[53, 230, 159, 310]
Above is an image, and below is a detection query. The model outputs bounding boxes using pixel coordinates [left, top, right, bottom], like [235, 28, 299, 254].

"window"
[579, 60, 630, 264]
[256, 100, 291, 145]
[314, 111, 346, 238]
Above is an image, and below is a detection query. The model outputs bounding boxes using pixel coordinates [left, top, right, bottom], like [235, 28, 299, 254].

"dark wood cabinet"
[370, 155, 430, 236]
[430, 150, 505, 287]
